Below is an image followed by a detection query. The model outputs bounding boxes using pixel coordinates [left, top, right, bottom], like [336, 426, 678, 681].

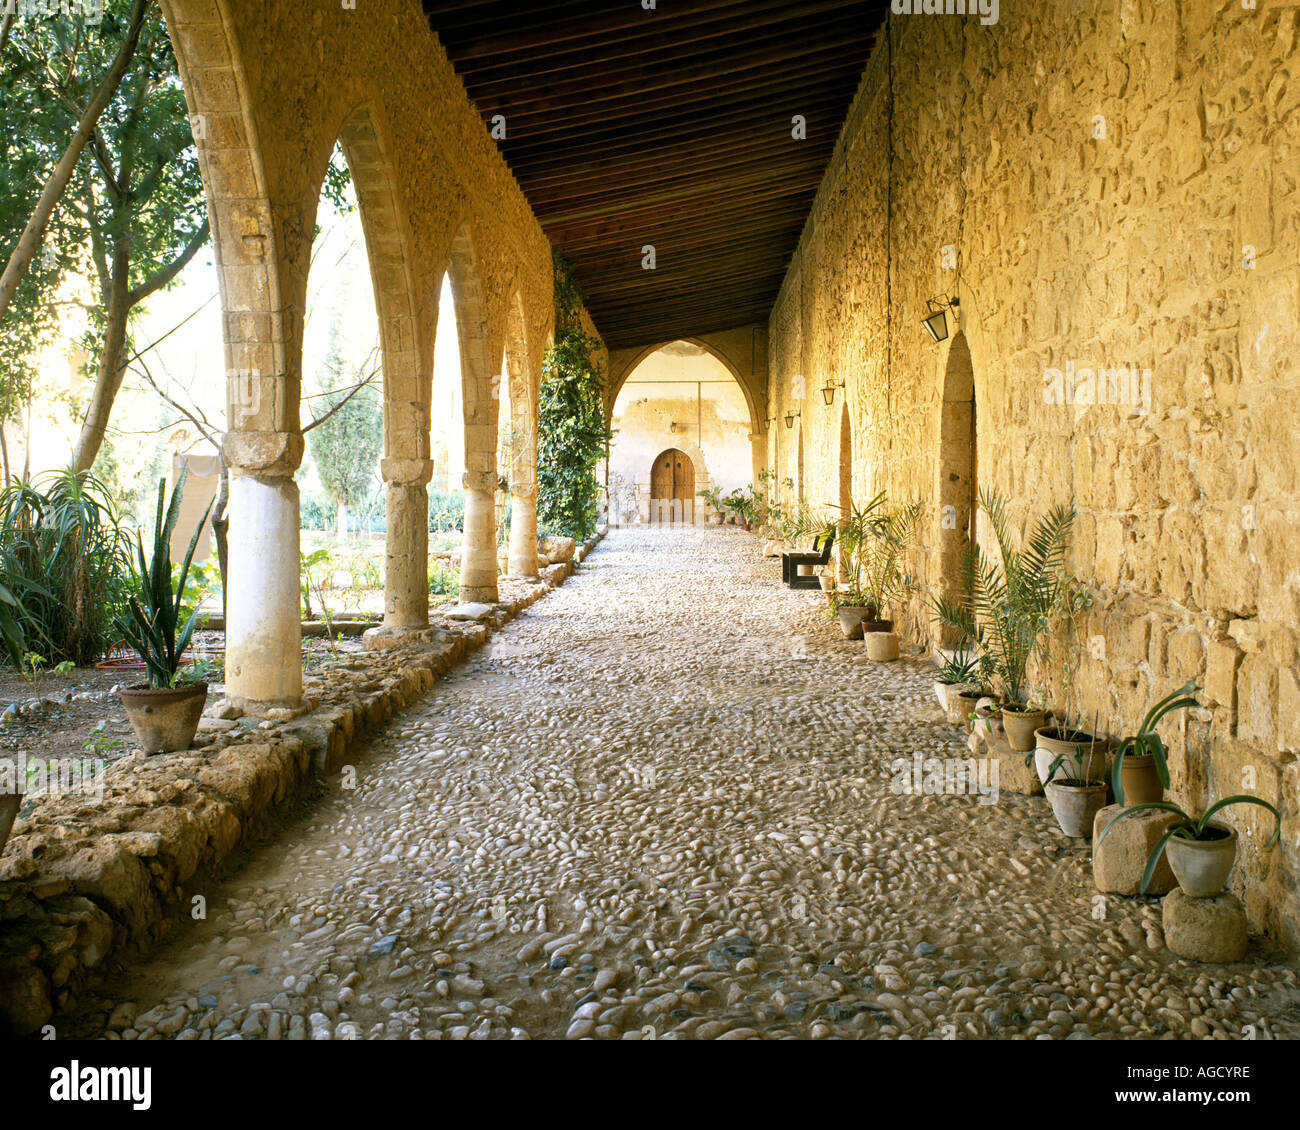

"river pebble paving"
[66, 526, 1300, 1040]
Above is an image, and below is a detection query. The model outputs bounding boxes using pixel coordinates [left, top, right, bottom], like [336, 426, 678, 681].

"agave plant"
[1110, 680, 1199, 805]
[947, 487, 1075, 705]
[115, 471, 213, 690]
[1098, 795, 1282, 895]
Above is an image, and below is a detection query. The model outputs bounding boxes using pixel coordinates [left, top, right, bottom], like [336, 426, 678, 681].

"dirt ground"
[0, 629, 367, 773]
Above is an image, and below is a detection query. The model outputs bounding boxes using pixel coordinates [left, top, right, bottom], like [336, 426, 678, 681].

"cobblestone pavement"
[67, 527, 1300, 1040]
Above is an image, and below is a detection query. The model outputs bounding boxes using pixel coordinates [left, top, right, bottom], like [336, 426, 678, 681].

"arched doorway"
[935, 331, 976, 641]
[650, 447, 695, 522]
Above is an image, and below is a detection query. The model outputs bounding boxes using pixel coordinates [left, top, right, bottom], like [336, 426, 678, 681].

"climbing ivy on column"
[537, 252, 612, 542]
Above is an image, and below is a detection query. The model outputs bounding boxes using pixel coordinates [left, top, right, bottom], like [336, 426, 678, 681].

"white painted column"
[224, 449, 303, 708]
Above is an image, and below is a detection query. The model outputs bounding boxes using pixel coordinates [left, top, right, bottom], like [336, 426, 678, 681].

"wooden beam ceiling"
[425, 1, 886, 350]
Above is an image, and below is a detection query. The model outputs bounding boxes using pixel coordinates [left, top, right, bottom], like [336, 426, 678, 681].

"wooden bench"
[782, 527, 835, 589]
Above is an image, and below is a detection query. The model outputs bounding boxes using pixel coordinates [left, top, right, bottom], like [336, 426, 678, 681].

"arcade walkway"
[69, 529, 1300, 1040]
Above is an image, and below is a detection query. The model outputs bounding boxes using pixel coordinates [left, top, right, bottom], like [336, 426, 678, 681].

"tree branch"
[0, 0, 151, 324]
[127, 218, 209, 306]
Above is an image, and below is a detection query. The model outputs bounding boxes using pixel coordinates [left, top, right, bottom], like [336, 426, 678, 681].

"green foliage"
[835, 491, 922, 616]
[1110, 680, 1199, 805]
[537, 253, 612, 542]
[114, 470, 213, 689]
[428, 489, 466, 533]
[308, 321, 382, 526]
[0, 467, 133, 666]
[428, 561, 460, 597]
[1099, 794, 1282, 896]
[300, 547, 333, 620]
[945, 487, 1075, 704]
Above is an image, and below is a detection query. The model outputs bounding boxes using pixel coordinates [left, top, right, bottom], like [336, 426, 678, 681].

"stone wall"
[768, 3, 1300, 945]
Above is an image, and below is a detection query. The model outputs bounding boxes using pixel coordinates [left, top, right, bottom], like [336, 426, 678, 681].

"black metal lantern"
[922, 296, 958, 343]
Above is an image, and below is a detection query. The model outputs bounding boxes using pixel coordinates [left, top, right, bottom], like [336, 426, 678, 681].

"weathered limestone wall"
[769, 3, 1300, 945]
[609, 346, 755, 522]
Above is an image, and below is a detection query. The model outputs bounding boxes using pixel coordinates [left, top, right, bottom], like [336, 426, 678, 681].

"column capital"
[222, 431, 303, 477]
[381, 457, 434, 486]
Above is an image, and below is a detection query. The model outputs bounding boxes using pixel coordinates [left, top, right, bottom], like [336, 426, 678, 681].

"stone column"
[223, 432, 304, 709]
[459, 466, 499, 603]
[506, 423, 539, 577]
[382, 457, 433, 628]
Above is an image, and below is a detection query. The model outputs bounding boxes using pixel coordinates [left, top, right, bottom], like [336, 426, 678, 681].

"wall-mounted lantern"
[922, 295, 959, 343]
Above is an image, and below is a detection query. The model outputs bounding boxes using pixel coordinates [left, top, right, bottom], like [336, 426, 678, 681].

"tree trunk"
[212, 456, 230, 620]
[71, 239, 131, 473]
[337, 502, 349, 540]
[0, 0, 149, 326]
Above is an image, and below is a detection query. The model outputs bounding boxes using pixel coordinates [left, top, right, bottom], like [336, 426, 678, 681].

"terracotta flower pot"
[837, 605, 874, 639]
[1045, 780, 1108, 838]
[864, 631, 899, 661]
[120, 683, 209, 754]
[1117, 753, 1164, 806]
[953, 687, 989, 733]
[1001, 706, 1048, 752]
[1166, 825, 1237, 897]
[1034, 727, 1109, 787]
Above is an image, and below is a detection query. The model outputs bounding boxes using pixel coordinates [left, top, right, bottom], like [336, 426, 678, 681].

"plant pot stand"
[967, 727, 1042, 796]
[1162, 889, 1247, 963]
[1091, 803, 1179, 896]
[864, 631, 899, 661]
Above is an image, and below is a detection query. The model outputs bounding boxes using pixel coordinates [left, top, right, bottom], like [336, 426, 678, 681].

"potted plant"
[1098, 794, 1281, 896]
[932, 650, 984, 723]
[954, 488, 1075, 751]
[116, 472, 214, 754]
[858, 498, 923, 641]
[929, 585, 992, 724]
[1043, 740, 1109, 838]
[1109, 680, 1198, 807]
[830, 490, 888, 638]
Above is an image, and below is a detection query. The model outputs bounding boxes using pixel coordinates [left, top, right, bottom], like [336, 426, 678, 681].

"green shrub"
[0, 468, 134, 666]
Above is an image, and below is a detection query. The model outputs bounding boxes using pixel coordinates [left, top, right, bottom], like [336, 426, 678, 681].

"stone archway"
[335, 104, 432, 633]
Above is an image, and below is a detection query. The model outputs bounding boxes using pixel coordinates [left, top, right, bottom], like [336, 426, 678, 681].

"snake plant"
[114, 470, 213, 690]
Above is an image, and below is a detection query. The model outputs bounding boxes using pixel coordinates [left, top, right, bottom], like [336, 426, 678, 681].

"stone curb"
[0, 529, 606, 1036]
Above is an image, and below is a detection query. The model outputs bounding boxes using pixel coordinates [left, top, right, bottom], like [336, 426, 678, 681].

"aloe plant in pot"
[1109, 680, 1198, 807]
[116, 471, 214, 754]
[1042, 737, 1109, 837]
[1098, 795, 1281, 897]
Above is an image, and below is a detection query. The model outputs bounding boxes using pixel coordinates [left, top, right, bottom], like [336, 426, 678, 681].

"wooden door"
[650, 448, 694, 522]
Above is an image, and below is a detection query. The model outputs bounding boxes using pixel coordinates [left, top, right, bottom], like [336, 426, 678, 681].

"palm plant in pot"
[857, 497, 924, 661]
[929, 582, 991, 726]
[1098, 794, 1281, 896]
[830, 490, 888, 638]
[1109, 680, 1198, 807]
[116, 472, 214, 754]
[932, 488, 1075, 751]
